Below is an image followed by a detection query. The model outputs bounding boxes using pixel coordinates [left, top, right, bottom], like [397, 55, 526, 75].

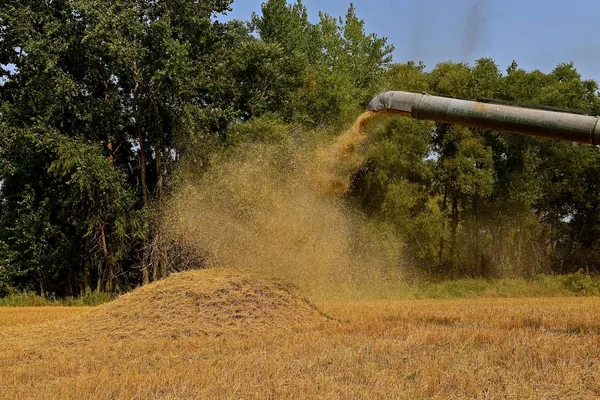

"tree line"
[356, 60, 600, 278]
[1, 0, 599, 296]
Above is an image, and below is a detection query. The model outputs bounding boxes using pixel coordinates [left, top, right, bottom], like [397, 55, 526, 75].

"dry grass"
[0, 307, 88, 328]
[4, 115, 599, 399]
[2, 268, 600, 399]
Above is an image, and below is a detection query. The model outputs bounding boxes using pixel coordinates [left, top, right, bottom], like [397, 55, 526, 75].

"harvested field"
[2, 269, 600, 399]
[0, 307, 88, 328]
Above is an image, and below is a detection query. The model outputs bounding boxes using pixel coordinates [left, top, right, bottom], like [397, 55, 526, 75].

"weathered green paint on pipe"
[367, 91, 600, 145]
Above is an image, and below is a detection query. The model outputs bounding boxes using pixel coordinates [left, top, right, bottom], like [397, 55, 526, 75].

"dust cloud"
[408, 0, 494, 64]
[462, 0, 492, 59]
[313, 111, 378, 197]
[165, 113, 407, 300]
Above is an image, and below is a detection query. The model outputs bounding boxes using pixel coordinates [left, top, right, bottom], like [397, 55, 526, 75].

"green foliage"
[355, 59, 600, 279]
[0, 125, 137, 294]
[252, 0, 393, 125]
[227, 114, 292, 145]
[563, 270, 600, 296]
[408, 273, 600, 299]
[0, 282, 17, 299]
[387, 61, 429, 93]
[0, 291, 115, 307]
[0, 0, 393, 297]
[2, 0, 600, 297]
[0, 0, 242, 295]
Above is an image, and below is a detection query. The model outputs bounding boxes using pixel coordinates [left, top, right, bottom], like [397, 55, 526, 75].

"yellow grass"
[4, 113, 599, 398]
[0, 307, 88, 328]
[2, 269, 600, 399]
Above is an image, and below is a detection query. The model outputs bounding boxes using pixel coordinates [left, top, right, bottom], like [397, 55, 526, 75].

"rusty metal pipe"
[368, 91, 600, 145]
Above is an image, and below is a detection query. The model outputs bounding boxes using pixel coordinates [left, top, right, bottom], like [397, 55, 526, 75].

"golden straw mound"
[78, 269, 325, 340]
[0, 269, 326, 346]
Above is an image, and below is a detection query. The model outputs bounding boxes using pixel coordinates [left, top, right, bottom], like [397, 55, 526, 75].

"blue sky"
[221, 0, 600, 83]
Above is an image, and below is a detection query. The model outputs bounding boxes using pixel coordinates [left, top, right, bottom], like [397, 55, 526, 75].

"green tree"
[360, 58, 600, 278]
[0, 0, 240, 293]
[251, 1, 393, 126]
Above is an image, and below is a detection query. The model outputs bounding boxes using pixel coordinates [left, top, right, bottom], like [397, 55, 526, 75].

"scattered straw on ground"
[3, 295, 600, 399]
[0, 307, 88, 328]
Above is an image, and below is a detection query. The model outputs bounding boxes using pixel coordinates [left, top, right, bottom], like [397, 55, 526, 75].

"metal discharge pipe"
[367, 91, 600, 145]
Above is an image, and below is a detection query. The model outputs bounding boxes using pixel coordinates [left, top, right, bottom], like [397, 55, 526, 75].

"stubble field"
[1, 269, 599, 399]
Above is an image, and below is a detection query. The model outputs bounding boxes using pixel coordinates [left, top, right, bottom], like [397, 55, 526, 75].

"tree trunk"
[139, 119, 150, 286]
[66, 268, 74, 297]
[152, 231, 159, 282]
[151, 229, 169, 281]
[96, 269, 103, 293]
[160, 242, 168, 279]
[107, 141, 114, 163]
[137, 124, 148, 208]
[153, 98, 164, 201]
[83, 260, 91, 295]
[473, 195, 480, 277]
[133, 64, 150, 286]
[101, 224, 115, 292]
[133, 64, 148, 208]
[142, 248, 150, 285]
[450, 195, 459, 275]
[438, 184, 448, 265]
[151, 98, 166, 282]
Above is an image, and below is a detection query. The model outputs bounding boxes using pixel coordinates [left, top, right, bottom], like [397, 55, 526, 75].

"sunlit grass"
[0, 291, 115, 307]
[2, 269, 600, 399]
